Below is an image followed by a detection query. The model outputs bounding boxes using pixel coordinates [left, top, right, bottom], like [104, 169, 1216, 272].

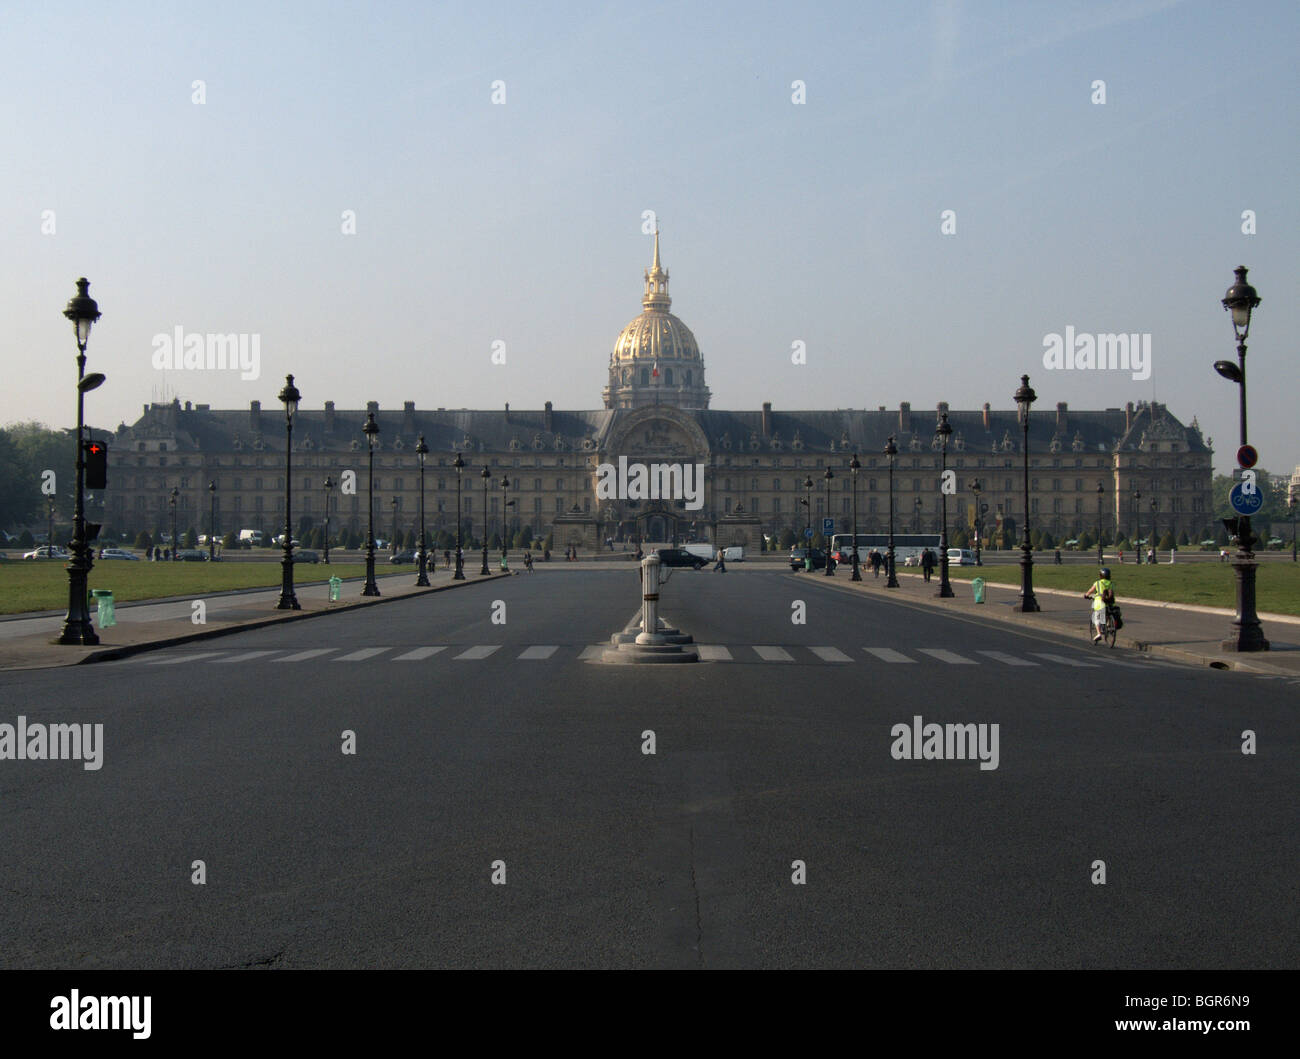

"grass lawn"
[0, 558, 410, 615]
[942, 559, 1300, 616]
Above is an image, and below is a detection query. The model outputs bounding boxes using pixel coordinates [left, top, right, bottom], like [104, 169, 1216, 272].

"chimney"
[1056, 401, 1068, 433]
[324, 401, 335, 433]
[504, 401, 510, 423]
[184, 400, 192, 411]
[249, 400, 262, 431]
[367, 400, 379, 417]
[544, 400, 553, 432]
[899, 401, 911, 433]
[937, 401, 949, 417]
[403, 400, 416, 434]
[982, 402, 991, 430]
[1126, 401, 1134, 430]
[762, 401, 773, 437]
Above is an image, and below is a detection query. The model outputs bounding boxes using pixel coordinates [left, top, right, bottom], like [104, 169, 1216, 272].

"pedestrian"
[524, 551, 534, 572]
[1118, 549, 1124, 564]
[714, 547, 726, 572]
[1054, 548, 1062, 565]
[444, 549, 451, 570]
[921, 548, 935, 581]
[543, 548, 551, 562]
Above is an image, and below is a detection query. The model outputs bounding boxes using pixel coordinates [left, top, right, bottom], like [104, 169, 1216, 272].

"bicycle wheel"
[1104, 616, 1117, 648]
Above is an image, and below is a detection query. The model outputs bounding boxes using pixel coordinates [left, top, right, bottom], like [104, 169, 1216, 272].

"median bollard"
[972, 577, 986, 604]
[328, 576, 342, 602]
[92, 589, 116, 627]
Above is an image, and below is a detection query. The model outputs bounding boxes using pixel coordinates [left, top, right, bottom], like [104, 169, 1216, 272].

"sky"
[2, 0, 1296, 484]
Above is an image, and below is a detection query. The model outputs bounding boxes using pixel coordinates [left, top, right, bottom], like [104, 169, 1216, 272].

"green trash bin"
[328, 576, 342, 602]
[972, 577, 986, 604]
[92, 589, 116, 627]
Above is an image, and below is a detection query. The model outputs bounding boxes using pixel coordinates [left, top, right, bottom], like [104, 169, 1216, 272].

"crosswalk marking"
[977, 650, 1039, 667]
[212, 650, 280, 664]
[578, 646, 605, 660]
[334, 647, 389, 662]
[696, 645, 732, 661]
[753, 646, 793, 662]
[149, 652, 226, 665]
[864, 647, 915, 663]
[518, 645, 558, 659]
[810, 646, 852, 662]
[454, 645, 501, 660]
[273, 648, 337, 663]
[393, 646, 448, 661]
[1029, 652, 1098, 668]
[917, 648, 976, 665]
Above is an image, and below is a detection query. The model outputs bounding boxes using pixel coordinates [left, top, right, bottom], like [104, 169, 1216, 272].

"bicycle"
[1088, 606, 1118, 648]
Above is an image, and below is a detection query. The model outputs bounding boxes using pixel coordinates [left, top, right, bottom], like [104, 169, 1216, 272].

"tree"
[1039, 529, 1056, 550]
[1177, 529, 1190, 546]
[779, 528, 796, 550]
[1158, 531, 1175, 550]
[184, 526, 199, 549]
[488, 532, 502, 551]
[1116, 536, 1131, 552]
[951, 528, 968, 548]
[222, 531, 239, 550]
[17, 529, 35, 548]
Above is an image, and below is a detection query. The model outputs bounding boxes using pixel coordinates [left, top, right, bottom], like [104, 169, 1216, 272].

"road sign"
[805, 528, 813, 539]
[1229, 482, 1263, 517]
[1236, 445, 1258, 469]
[822, 518, 834, 535]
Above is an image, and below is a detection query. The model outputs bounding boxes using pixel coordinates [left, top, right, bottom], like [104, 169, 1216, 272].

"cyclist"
[1084, 567, 1116, 643]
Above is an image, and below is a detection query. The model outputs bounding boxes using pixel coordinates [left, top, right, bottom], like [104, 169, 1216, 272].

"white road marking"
[977, 651, 1039, 666]
[1029, 652, 1098, 668]
[696, 645, 732, 661]
[518, 645, 558, 659]
[809, 646, 852, 662]
[753, 646, 793, 662]
[578, 646, 605, 660]
[212, 650, 280, 663]
[334, 648, 389, 662]
[917, 648, 976, 665]
[454, 645, 501, 660]
[273, 649, 337, 662]
[393, 646, 448, 661]
[148, 652, 227, 665]
[863, 648, 915, 663]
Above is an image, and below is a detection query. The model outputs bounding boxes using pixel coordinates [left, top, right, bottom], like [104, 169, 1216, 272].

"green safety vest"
[1091, 579, 1112, 610]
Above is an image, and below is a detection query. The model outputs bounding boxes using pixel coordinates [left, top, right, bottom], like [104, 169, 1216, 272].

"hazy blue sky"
[3, 0, 1296, 481]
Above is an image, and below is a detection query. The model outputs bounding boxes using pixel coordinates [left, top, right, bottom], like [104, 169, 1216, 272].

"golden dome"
[612, 311, 701, 363]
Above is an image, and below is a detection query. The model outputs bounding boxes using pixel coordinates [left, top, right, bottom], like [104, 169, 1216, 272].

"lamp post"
[885, 434, 899, 588]
[1014, 374, 1039, 612]
[415, 435, 429, 586]
[803, 476, 813, 546]
[47, 496, 55, 556]
[1216, 265, 1266, 650]
[935, 411, 954, 597]
[823, 468, 835, 576]
[1096, 483, 1105, 565]
[971, 478, 983, 566]
[56, 278, 104, 645]
[1289, 494, 1296, 563]
[1150, 497, 1159, 561]
[208, 480, 217, 561]
[501, 475, 512, 567]
[169, 488, 179, 561]
[480, 466, 491, 575]
[849, 453, 861, 581]
[453, 452, 465, 579]
[913, 497, 922, 534]
[390, 496, 398, 562]
[362, 412, 380, 596]
[1133, 489, 1142, 565]
[275, 374, 301, 609]
[322, 476, 333, 564]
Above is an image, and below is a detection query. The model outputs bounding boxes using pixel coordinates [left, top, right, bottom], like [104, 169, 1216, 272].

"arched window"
[665, 368, 674, 386]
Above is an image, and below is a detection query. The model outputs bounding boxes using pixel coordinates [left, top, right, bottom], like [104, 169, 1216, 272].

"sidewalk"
[0, 570, 511, 672]
[798, 565, 1300, 676]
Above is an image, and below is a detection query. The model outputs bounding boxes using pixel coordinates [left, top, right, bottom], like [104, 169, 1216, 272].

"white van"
[723, 546, 745, 562]
[947, 548, 976, 566]
[238, 529, 265, 546]
[682, 543, 714, 562]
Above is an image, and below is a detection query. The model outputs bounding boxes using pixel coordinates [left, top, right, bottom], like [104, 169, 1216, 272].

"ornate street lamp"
[453, 452, 466, 579]
[1096, 483, 1105, 565]
[480, 465, 491, 575]
[935, 411, 954, 597]
[415, 435, 429, 586]
[1216, 266, 1266, 650]
[169, 488, 179, 562]
[322, 475, 333, 564]
[47, 496, 56, 557]
[803, 476, 813, 547]
[1150, 497, 1159, 561]
[971, 478, 983, 566]
[501, 474, 512, 568]
[849, 453, 861, 581]
[885, 434, 899, 588]
[1014, 374, 1039, 612]
[275, 374, 301, 609]
[56, 279, 103, 645]
[1133, 489, 1142, 565]
[390, 496, 398, 561]
[208, 480, 217, 561]
[362, 412, 380, 596]
[913, 496, 922, 534]
[1289, 494, 1296, 563]
[823, 467, 835, 576]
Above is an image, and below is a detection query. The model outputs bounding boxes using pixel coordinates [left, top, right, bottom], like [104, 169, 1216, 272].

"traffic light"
[84, 440, 108, 489]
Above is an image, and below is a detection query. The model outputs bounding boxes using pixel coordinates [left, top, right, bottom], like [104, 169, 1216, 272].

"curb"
[21, 573, 513, 669]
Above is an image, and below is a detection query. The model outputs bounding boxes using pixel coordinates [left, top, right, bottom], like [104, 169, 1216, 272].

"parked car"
[23, 546, 69, 560]
[656, 547, 706, 570]
[176, 549, 209, 561]
[99, 548, 140, 560]
[946, 548, 977, 566]
[389, 549, 416, 564]
[789, 547, 827, 571]
[292, 549, 320, 563]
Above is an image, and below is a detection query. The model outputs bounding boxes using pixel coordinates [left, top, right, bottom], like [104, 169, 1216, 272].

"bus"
[829, 533, 941, 566]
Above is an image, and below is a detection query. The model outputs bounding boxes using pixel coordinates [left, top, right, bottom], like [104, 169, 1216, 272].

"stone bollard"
[599, 554, 697, 664]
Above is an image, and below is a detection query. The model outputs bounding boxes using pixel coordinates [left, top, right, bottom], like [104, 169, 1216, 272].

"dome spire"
[642, 225, 671, 311]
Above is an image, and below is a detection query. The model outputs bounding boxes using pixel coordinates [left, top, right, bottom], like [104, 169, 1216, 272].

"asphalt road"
[1, 566, 1295, 968]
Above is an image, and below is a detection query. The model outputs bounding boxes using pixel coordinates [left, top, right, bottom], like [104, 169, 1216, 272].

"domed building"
[602, 231, 711, 410]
